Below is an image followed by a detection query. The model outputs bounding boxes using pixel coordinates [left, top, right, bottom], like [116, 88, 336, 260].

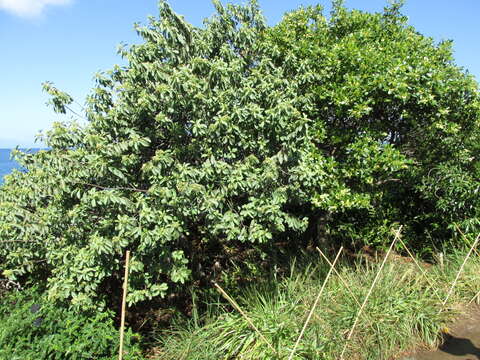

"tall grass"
[153, 249, 480, 360]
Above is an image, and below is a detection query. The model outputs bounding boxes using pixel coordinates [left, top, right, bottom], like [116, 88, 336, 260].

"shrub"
[0, 288, 142, 360]
[0, 0, 478, 312]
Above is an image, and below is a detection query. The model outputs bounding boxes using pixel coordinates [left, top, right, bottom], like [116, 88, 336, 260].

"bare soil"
[400, 305, 480, 360]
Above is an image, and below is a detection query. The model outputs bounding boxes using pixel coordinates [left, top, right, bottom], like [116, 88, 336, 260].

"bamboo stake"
[397, 237, 443, 302]
[316, 247, 361, 308]
[453, 225, 480, 306]
[454, 224, 480, 260]
[339, 226, 402, 360]
[213, 282, 278, 355]
[438, 233, 480, 314]
[288, 246, 343, 360]
[474, 247, 480, 260]
[316, 246, 389, 340]
[118, 250, 131, 360]
[455, 224, 480, 261]
[468, 288, 480, 305]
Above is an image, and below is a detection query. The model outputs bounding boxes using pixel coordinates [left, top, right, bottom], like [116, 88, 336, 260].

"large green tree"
[1, 0, 478, 310]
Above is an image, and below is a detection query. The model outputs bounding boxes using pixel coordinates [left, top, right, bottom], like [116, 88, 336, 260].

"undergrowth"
[0, 287, 143, 360]
[153, 248, 480, 360]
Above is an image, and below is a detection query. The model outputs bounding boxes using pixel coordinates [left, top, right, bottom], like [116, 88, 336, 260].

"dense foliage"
[0, 288, 142, 359]
[0, 0, 478, 312]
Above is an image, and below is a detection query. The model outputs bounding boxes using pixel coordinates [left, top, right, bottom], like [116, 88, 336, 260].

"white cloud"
[0, 0, 72, 18]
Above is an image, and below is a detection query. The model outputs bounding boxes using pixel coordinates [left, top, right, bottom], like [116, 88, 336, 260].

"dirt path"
[401, 305, 480, 360]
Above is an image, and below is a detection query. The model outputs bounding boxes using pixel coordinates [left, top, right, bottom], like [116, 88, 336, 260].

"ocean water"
[0, 149, 45, 184]
[0, 149, 20, 184]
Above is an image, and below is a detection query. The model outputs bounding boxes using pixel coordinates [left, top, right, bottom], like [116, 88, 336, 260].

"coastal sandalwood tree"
[0, 0, 479, 311]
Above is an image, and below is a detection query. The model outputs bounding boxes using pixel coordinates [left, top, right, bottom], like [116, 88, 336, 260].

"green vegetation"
[0, 287, 142, 360]
[156, 249, 480, 359]
[0, 0, 479, 358]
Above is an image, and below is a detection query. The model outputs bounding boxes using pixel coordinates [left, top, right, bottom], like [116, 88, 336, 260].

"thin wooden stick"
[474, 247, 480, 259]
[339, 226, 402, 360]
[455, 224, 480, 262]
[118, 250, 131, 360]
[288, 246, 343, 360]
[453, 225, 480, 305]
[438, 233, 480, 314]
[397, 237, 443, 302]
[316, 247, 387, 339]
[316, 247, 361, 308]
[213, 282, 278, 355]
[468, 288, 480, 305]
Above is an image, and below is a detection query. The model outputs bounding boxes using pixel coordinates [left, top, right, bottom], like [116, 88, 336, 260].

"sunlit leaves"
[1, 0, 479, 312]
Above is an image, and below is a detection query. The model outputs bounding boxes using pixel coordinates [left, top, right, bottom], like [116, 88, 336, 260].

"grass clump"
[154, 249, 480, 360]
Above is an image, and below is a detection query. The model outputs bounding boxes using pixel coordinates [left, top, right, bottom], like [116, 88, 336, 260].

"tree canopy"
[1, 0, 479, 310]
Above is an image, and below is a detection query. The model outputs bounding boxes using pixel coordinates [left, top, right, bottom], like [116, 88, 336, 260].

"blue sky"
[0, 0, 479, 148]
